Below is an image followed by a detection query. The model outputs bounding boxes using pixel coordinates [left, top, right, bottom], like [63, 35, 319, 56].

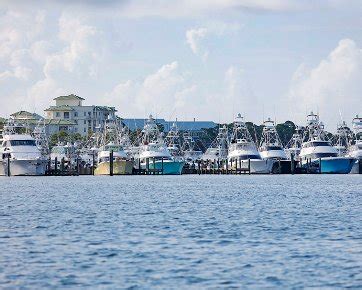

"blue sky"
[0, 0, 361, 130]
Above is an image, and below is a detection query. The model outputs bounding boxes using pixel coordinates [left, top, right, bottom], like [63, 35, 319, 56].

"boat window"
[233, 155, 261, 160]
[266, 146, 283, 151]
[311, 141, 330, 147]
[10, 140, 36, 146]
[309, 153, 338, 158]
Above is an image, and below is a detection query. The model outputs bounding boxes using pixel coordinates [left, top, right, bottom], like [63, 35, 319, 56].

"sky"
[0, 0, 361, 131]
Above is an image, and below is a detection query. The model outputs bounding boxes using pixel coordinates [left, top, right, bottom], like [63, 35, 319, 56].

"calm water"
[0, 175, 361, 288]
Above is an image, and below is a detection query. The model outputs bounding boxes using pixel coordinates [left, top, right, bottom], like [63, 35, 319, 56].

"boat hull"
[143, 160, 184, 175]
[349, 159, 361, 174]
[2, 159, 47, 176]
[94, 160, 134, 175]
[321, 157, 355, 174]
[302, 157, 355, 174]
[229, 159, 273, 174]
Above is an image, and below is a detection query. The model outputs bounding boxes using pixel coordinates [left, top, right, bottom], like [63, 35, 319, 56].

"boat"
[227, 113, 273, 174]
[94, 116, 133, 175]
[137, 115, 184, 175]
[181, 131, 203, 163]
[50, 142, 78, 169]
[1, 119, 47, 176]
[347, 115, 362, 174]
[32, 119, 49, 157]
[332, 121, 352, 157]
[259, 118, 289, 173]
[285, 126, 303, 159]
[201, 125, 228, 162]
[259, 118, 287, 160]
[165, 122, 185, 163]
[299, 112, 355, 174]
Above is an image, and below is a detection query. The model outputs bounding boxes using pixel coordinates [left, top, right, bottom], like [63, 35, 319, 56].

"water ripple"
[0, 175, 361, 288]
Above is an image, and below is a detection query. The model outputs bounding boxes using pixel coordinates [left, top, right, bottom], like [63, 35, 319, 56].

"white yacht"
[259, 118, 287, 160]
[299, 112, 355, 173]
[227, 114, 273, 174]
[181, 131, 203, 163]
[1, 119, 47, 176]
[347, 115, 362, 173]
[202, 125, 228, 161]
[138, 115, 184, 175]
[333, 121, 351, 157]
[94, 116, 133, 175]
[285, 126, 303, 159]
[165, 123, 184, 163]
[50, 142, 78, 168]
[32, 119, 49, 157]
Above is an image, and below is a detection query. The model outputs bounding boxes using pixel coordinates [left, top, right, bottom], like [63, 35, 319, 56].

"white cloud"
[224, 65, 258, 119]
[186, 22, 241, 61]
[25, 12, 101, 113]
[186, 27, 208, 60]
[113, 0, 314, 18]
[107, 61, 190, 116]
[288, 38, 362, 127]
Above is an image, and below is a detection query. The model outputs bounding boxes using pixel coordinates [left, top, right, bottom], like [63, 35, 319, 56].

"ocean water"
[0, 175, 361, 288]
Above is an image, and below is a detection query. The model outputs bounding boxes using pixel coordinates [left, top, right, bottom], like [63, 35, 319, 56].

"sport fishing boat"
[1, 119, 47, 176]
[333, 121, 351, 157]
[181, 131, 203, 163]
[299, 112, 355, 174]
[227, 113, 273, 174]
[259, 118, 289, 173]
[94, 116, 133, 175]
[50, 142, 78, 168]
[285, 126, 303, 159]
[165, 123, 184, 163]
[138, 115, 184, 175]
[201, 125, 228, 162]
[32, 119, 49, 157]
[347, 115, 362, 174]
[259, 118, 287, 160]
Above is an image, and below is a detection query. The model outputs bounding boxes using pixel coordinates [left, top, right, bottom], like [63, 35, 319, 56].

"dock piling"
[109, 150, 114, 176]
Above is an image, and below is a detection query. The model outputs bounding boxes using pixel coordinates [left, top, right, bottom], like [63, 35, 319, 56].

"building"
[122, 118, 217, 132]
[44, 94, 117, 136]
[9, 111, 43, 130]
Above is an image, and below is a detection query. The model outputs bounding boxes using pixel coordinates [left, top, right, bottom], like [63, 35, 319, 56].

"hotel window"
[74, 112, 78, 117]
[64, 112, 70, 119]
[84, 120, 86, 125]
[84, 112, 86, 117]
[84, 128, 86, 133]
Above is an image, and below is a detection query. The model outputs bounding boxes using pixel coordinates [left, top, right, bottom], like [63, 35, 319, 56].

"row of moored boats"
[0, 112, 361, 175]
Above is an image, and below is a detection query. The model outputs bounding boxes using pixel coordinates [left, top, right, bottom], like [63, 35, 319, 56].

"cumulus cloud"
[224, 66, 258, 119]
[186, 27, 208, 60]
[107, 61, 193, 117]
[186, 22, 241, 61]
[26, 12, 101, 113]
[289, 38, 362, 127]
[107, 62, 257, 122]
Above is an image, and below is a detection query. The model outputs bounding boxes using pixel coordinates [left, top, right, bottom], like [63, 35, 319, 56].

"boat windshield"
[303, 141, 330, 148]
[264, 145, 283, 151]
[309, 153, 338, 158]
[10, 140, 36, 146]
[231, 155, 261, 160]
